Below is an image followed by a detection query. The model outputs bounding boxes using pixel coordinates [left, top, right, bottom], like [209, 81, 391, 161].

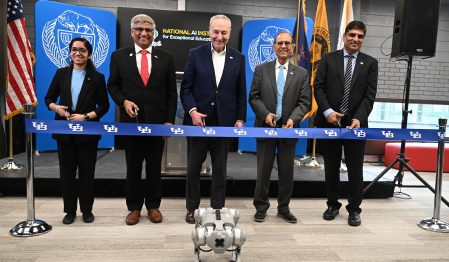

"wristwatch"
[84, 113, 90, 121]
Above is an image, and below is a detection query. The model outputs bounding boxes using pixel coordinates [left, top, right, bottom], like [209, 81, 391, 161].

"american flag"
[5, 0, 37, 120]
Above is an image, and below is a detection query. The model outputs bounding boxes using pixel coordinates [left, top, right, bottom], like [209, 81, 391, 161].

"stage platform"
[0, 150, 394, 198]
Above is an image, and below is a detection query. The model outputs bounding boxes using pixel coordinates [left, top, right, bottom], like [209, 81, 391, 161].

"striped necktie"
[276, 65, 285, 121]
[340, 55, 353, 113]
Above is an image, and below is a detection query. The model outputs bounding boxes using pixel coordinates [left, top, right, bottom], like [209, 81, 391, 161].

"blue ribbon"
[26, 119, 445, 141]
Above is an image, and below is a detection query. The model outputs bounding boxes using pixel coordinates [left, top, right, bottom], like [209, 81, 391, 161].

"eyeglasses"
[346, 33, 365, 39]
[133, 27, 154, 33]
[275, 41, 292, 46]
[71, 48, 88, 54]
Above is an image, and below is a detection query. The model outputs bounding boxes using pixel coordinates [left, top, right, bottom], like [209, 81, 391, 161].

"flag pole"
[0, 119, 25, 170]
[305, 136, 323, 167]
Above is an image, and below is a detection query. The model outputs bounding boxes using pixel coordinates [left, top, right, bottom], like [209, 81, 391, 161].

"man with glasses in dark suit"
[108, 14, 177, 225]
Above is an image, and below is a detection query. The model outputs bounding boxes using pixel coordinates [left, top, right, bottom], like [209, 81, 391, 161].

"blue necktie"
[276, 65, 285, 121]
[340, 55, 353, 113]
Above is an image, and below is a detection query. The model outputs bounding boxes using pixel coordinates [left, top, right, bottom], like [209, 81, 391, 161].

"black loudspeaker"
[391, 0, 440, 59]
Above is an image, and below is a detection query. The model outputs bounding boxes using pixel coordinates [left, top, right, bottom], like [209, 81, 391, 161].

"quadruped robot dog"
[191, 208, 246, 262]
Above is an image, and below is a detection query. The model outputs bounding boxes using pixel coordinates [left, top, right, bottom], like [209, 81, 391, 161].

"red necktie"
[140, 50, 149, 86]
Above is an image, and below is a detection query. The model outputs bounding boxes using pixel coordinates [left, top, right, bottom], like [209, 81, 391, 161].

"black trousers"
[124, 135, 164, 211]
[57, 140, 98, 214]
[319, 138, 366, 214]
[185, 107, 230, 211]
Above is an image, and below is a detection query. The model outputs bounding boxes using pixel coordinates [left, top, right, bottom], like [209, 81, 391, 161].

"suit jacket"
[107, 46, 177, 125]
[180, 44, 247, 126]
[249, 60, 311, 143]
[313, 50, 378, 128]
[45, 66, 110, 143]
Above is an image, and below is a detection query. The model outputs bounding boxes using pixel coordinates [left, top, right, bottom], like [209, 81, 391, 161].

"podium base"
[417, 218, 449, 233]
[10, 219, 52, 237]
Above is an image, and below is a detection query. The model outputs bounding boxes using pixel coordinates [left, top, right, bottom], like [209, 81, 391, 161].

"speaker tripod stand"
[364, 56, 449, 207]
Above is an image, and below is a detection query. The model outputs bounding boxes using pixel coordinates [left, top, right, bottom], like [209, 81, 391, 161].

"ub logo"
[233, 129, 247, 136]
[68, 123, 83, 132]
[437, 132, 446, 139]
[294, 130, 308, 136]
[152, 29, 161, 47]
[42, 10, 109, 68]
[138, 126, 152, 134]
[264, 130, 277, 136]
[104, 125, 118, 133]
[381, 131, 394, 138]
[353, 130, 366, 138]
[324, 130, 338, 137]
[409, 131, 421, 139]
[171, 127, 184, 135]
[203, 128, 216, 135]
[32, 122, 48, 130]
[248, 26, 290, 72]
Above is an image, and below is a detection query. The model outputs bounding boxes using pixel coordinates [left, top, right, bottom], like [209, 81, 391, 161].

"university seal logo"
[310, 27, 330, 72]
[42, 10, 109, 68]
[248, 26, 290, 72]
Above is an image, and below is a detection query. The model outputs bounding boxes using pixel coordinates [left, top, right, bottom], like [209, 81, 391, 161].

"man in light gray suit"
[249, 31, 311, 223]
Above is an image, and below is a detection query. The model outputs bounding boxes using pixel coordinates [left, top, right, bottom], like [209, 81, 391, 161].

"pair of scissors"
[133, 107, 138, 123]
[337, 117, 341, 134]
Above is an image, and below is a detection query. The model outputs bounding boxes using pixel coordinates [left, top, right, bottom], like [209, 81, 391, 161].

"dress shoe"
[82, 212, 95, 223]
[185, 210, 195, 224]
[277, 212, 297, 223]
[348, 211, 361, 226]
[62, 213, 76, 224]
[148, 208, 163, 223]
[126, 210, 141, 225]
[323, 207, 339, 220]
[254, 211, 267, 222]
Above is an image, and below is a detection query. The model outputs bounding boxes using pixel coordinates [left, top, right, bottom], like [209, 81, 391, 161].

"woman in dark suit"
[45, 37, 110, 224]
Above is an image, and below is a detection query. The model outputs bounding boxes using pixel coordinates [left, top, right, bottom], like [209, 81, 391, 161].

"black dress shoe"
[323, 207, 339, 220]
[82, 212, 95, 223]
[348, 211, 361, 226]
[254, 211, 266, 222]
[63, 213, 76, 224]
[185, 210, 195, 224]
[277, 212, 297, 223]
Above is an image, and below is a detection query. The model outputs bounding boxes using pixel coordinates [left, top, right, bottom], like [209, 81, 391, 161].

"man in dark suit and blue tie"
[249, 31, 311, 223]
[314, 21, 378, 226]
[108, 14, 177, 225]
[180, 14, 247, 224]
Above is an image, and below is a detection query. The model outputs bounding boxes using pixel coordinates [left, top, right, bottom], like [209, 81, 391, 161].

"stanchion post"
[9, 104, 52, 237]
[417, 118, 449, 233]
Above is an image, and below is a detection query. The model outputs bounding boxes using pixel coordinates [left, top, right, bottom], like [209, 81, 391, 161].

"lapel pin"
[230, 56, 233, 59]
[88, 78, 90, 81]
[290, 72, 293, 75]
[154, 55, 158, 59]
[360, 62, 363, 65]
[129, 53, 133, 57]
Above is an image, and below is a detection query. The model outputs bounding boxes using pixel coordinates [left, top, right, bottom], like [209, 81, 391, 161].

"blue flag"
[292, 0, 311, 81]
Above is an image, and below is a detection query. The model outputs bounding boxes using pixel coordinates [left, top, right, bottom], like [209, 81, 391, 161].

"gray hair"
[130, 14, 156, 29]
[209, 14, 231, 30]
